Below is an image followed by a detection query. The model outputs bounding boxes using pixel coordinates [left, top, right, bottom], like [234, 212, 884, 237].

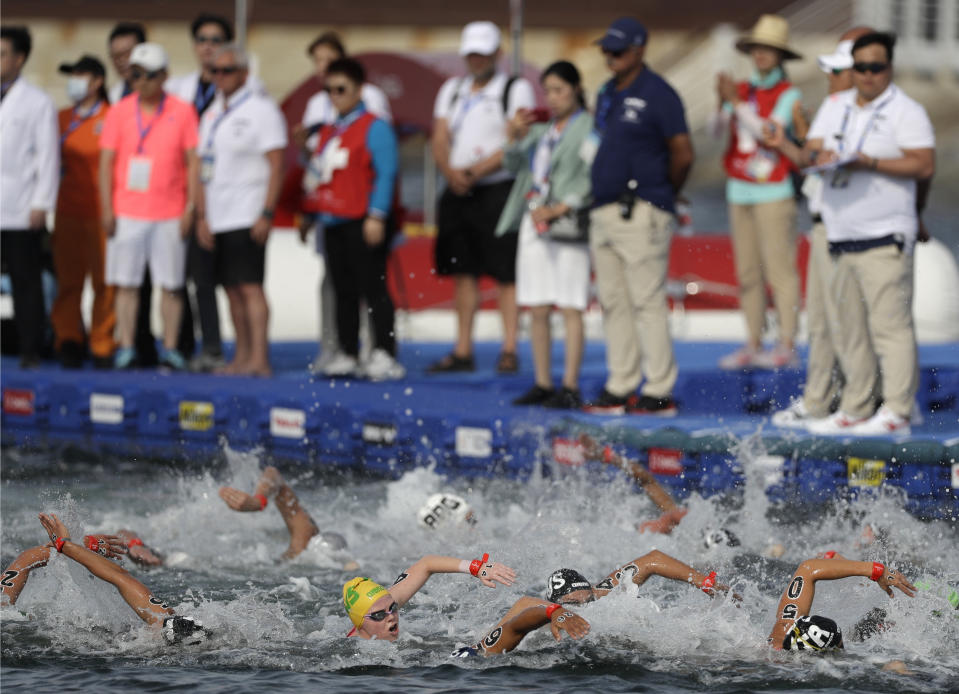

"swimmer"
[219, 465, 358, 569]
[116, 529, 164, 566]
[343, 552, 515, 641]
[769, 551, 915, 652]
[417, 492, 477, 531]
[455, 549, 734, 656]
[3, 514, 206, 645]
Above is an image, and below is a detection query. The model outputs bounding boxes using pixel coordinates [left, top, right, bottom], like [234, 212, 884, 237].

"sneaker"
[361, 349, 406, 381]
[159, 348, 187, 371]
[92, 355, 114, 370]
[310, 347, 343, 375]
[910, 399, 925, 427]
[718, 346, 759, 370]
[58, 340, 84, 369]
[805, 410, 870, 435]
[18, 354, 41, 369]
[190, 350, 226, 373]
[771, 399, 811, 428]
[114, 347, 137, 370]
[542, 387, 584, 410]
[752, 344, 800, 370]
[322, 352, 359, 377]
[512, 384, 555, 406]
[627, 394, 678, 417]
[847, 405, 911, 436]
[426, 352, 475, 374]
[583, 388, 631, 415]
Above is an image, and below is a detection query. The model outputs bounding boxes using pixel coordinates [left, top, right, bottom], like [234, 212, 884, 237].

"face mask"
[66, 75, 90, 103]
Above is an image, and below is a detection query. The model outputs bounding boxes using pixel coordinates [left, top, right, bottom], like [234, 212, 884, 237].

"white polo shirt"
[302, 82, 392, 128]
[198, 85, 288, 233]
[433, 72, 535, 185]
[807, 84, 934, 244]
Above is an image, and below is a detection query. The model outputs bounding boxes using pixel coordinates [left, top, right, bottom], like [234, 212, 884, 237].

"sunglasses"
[602, 48, 626, 59]
[365, 602, 398, 622]
[211, 66, 241, 75]
[195, 35, 226, 45]
[324, 84, 350, 95]
[852, 62, 889, 74]
[130, 68, 162, 81]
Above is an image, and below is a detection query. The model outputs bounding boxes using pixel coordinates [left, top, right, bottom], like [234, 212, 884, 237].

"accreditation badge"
[829, 168, 852, 189]
[126, 156, 152, 191]
[200, 154, 215, 184]
[745, 149, 776, 182]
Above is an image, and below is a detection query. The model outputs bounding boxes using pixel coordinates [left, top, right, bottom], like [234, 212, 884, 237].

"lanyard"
[135, 94, 166, 154]
[450, 88, 485, 135]
[836, 87, 896, 158]
[202, 90, 252, 152]
[195, 80, 216, 115]
[530, 110, 583, 192]
[61, 100, 102, 146]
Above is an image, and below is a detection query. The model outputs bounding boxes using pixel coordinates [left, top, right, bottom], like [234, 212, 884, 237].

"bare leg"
[160, 288, 183, 351]
[529, 305, 552, 389]
[220, 286, 250, 374]
[498, 282, 518, 354]
[561, 308, 584, 390]
[240, 283, 271, 376]
[453, 275, 479, 357]
[115, 286, 139, 348]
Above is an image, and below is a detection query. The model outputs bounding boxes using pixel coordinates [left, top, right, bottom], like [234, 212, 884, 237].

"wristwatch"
[261, 208, 275, 220]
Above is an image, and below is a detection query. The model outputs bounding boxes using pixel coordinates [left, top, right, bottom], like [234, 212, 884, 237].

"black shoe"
[543, 386, 583, 410]
[426, 352, 475, 373]
[627, 394, 679, 417]
[18, 354, 41, 369]
[92, 355, 114, 370]
[512, 384, 555, 406]
[582, 388, 631, 415]
[58, 340, 84, 369]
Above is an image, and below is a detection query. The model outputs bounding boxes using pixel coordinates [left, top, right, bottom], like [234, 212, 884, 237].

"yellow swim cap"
[343, 577, 389, 627]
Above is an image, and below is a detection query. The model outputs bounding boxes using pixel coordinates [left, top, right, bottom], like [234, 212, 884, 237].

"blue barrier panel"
[746, 370, 802, 414]
[697, 451, 744, 498]
[47, 380, 87, 434]
[226, 393, 270, 449]
[355, 406, 414, 477]
[311, 403, 359, 468]
[674, 371, 749, 414]
[2, 378, 49, 439]
[929, 369, 959, 413]
[797, 457, 848, 501]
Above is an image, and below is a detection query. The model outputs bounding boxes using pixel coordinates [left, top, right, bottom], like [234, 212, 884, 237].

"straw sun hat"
[735, 14, 803, 60]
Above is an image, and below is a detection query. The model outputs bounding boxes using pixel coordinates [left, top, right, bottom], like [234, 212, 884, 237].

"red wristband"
[127, 537, 144, 548]
[602, 445, 615, 464]
[469, 553, 490, 577]
[545, 603, 562, 619]
[701, 571, 717, 593]
[54, 537, 69, 553]
[870, 562, 885, 581]
[823, 551, 836, 559]
[255, 493, 268, 510]
[84, 535, 100, 552]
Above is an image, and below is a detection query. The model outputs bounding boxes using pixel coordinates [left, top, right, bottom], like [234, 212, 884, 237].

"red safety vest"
[723, 80, 796, 183]
[303, 111, 376, 218]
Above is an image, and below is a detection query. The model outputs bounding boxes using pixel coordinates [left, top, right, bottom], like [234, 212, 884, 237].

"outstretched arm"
[592, 550, 731, 598]
[475, 595, 590, 655]
[389, 553, 516, 607]
[39, 513, 174, 625]
[768, 557, 915, 648]
[1, 546, 52, 606]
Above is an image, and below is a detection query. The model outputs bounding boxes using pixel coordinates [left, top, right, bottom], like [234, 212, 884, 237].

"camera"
[618, 180, 638, 220]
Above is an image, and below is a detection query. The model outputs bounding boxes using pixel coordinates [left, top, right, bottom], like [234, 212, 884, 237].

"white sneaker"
[718, 346, 759, 370]
[361, 349, 406, 382]
[847, 405, 911, 436]
[805, 410, 870, 435]
[310, 348, 343, 374]
[910, 399, 925, 426]
[752, 344, 800, 370]
[771, 399, 810, 428]
[321, 353, 359, 377]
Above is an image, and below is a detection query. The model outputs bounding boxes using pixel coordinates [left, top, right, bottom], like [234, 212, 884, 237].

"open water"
[2, 442, 957, 693]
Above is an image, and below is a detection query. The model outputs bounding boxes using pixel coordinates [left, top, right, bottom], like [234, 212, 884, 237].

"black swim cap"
[162, 615, 208, 645]
[704, 527, 741, 548]
[782, 615, 844, 651]
[546, 568, 592, 602]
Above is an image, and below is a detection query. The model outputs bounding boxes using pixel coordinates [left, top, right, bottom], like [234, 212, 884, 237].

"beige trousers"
[728, 198, 800, 344]
[831, 243, 917, 418]
[589, 202, 677, 398]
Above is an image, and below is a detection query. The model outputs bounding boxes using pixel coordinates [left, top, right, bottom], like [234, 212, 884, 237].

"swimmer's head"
[546, 568, 594, 605]
[162, 615, 208, 646]
[704, 527, 741, 549]
[343, 577, 399, 640]
[782, 615, 844, 651]
[417, 492, 477, 530]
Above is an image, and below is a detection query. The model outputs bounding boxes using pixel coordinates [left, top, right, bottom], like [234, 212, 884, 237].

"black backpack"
[447, 75, 519, 118]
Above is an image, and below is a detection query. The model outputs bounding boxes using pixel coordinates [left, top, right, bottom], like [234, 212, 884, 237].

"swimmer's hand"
[84, 534, 129, 559]
[878, 569, 916, 599]
[219, 487, 264, 512]
[549, 608, 590, 642]
[38, 513, 70, 542]
[577, 433, 603, 460]
[474, 562, 516, 589]
[637, 507, 688, 534]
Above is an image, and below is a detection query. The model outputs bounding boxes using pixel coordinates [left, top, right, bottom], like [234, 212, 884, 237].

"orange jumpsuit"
[51, 101, 116, 359]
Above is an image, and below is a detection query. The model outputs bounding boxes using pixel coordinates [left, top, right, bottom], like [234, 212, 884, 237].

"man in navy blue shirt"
[584, 17, 694, 416]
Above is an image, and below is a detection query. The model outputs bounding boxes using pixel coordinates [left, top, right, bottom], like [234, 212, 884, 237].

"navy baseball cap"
[596, 17, 648, 52]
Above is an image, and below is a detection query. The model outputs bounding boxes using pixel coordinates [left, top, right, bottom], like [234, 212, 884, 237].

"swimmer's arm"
[579, 434, 679, 513]
[389, 554, 516, 606]
[593, 550, 728, 597]
[479, 596, 590, 655]
[0, 546, 51, 605]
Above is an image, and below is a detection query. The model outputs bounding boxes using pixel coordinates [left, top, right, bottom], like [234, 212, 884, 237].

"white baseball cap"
[459, 21, 500, 56]
[417, 492, 476, 529]
[130, 42, 168, 72]
[817, 39, 855, 73]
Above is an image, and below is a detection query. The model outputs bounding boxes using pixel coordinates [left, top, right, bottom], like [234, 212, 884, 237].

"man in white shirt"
[107, 22, 147, 105]
[196, 44, 287, 377]
[428, 21, 535, 375]
[0, 26, 60, 367]
[802, 32, 935, 435]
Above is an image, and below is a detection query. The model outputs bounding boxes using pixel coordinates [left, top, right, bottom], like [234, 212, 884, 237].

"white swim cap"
[417, 493, 476, 529]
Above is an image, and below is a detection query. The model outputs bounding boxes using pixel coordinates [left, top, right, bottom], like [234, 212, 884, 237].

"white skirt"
[515, 211, 591, 310]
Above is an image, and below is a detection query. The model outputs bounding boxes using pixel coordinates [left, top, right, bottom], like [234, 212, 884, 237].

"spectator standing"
[0, 26, 59, 368]
[50, 55, 116, 369]
[715, 15, 803, 370]
[498, 61, 594, 409]
[584, 18, 693, 415]
[99, 43, 199, 370]
[428, 21, 535, 374]
[292, 31, 392, 374]
[300, 58, 404, 380]
[196, 45, 286, 377]
[802, 32, 934, 435]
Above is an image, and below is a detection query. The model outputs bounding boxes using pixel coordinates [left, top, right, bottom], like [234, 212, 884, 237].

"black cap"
[58, 55, 106, 78]
[545, 568, 592, 602]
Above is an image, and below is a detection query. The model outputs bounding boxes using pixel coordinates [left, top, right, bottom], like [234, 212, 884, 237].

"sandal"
[496, 351, 519, 374]
[426, 352, 475, 373]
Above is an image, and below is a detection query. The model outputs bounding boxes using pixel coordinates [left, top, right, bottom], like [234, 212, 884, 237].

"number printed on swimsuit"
[0, 570, 19, 588]
[392, 572, 409, 586]
[619, 564, 639, 580]
[781, 603, 798, 620]
[595, 577, 614, 591]
[149, 596, 170, 609]
[787, 576, 804, 600]
[482, 626, 503, 648]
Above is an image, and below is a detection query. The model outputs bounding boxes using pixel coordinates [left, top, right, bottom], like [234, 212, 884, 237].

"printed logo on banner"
[648, 448, 683, 476]
[2, 388, 35, 416]
[179, 401, 214, 431]
[847, 457, 886, 487]
[553, 437, 585, 467]
[951, 463, 959, 489]
[270, 407, 305, 438]
[363, 421, 397, 446]
[455, 426, 492, 458]
[90, 393, 124, 425]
